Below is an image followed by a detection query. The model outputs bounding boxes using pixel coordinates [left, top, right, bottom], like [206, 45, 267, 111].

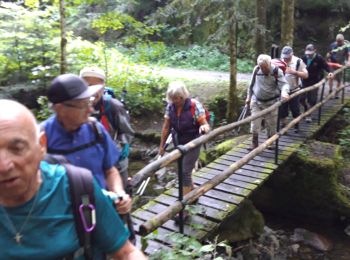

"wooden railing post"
[275, 107, 281, 164]
[176, 145, 188, 234]
[342, 68, 347, 104]
[318, 82, 325, 125]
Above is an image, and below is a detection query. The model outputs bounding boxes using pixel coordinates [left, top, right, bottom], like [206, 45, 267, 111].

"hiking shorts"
[250, 100, 278, 137]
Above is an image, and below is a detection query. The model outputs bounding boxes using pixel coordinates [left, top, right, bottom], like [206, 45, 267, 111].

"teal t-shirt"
[0, 161, 129, 259]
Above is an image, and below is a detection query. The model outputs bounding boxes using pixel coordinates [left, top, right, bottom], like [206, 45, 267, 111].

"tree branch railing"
[133, 66, 350, 236]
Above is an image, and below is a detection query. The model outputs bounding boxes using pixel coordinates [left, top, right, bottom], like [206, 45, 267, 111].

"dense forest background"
[0, 0, 349, 118]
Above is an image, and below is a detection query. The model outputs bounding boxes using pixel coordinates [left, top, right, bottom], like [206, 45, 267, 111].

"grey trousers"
[181, 146, 201, 186]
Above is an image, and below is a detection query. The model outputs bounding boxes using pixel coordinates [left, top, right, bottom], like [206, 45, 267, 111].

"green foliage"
[339, 128, 350, 154]
[145, 0, 257, 60]
[33, 96, 53, 121]
[127, 44, 254, 73]
[144, 231, 231, 260]
[0, 2, 60, 85]
[92, 12, 124, 34]
[91, 10, 161, 46]
[124, 41, 167, 64]
[338, 108, 350, 158]
[207, 95, 228, 124]
[162, 45, 230, 72]
[141, 204, 231, 259]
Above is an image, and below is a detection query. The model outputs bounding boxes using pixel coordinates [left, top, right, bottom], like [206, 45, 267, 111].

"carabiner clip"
[79, 203, 96, 232]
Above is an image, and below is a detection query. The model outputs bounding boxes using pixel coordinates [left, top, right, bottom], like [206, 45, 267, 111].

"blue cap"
[281, 46, 293, 59]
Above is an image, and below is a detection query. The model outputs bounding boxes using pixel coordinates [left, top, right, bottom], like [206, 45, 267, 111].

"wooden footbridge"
[131, 68, 350, 254]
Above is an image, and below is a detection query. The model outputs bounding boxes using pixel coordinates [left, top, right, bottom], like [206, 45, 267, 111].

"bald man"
[0, 100, 146, 259]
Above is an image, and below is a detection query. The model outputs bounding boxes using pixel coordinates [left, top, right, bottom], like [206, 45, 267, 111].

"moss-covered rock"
[216, 200, 265, 242]
[253, 141, 350, 221]
[199, 134, 250, 165]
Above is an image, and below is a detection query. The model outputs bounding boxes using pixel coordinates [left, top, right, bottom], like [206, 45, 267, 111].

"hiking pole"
[233, 104, 248, 135]
[137, 177, 150, 196]
[163, 133, 173, 152]
[135, 133, 173, 196]
[135, 177, 150, 196]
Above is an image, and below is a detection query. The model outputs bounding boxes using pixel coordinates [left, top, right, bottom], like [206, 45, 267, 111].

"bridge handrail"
[131, 66, 348, 187]
[138, 80, 350, 236]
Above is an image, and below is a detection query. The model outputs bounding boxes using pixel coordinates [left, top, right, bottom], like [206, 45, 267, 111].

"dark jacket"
[93, 95, 134, 144]
[301, 53, 330, 87]
[168, 98, 199, 145]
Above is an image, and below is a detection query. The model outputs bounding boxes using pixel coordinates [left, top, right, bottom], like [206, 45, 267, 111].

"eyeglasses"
[62, 97, 95, 110]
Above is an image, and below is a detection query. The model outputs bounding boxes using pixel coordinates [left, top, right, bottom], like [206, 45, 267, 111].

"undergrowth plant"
[144, 231, 231, 260]
[141, 205, 232, 259]
[126, 44, 254, 73]
[33, 96, 52, 122]
[338, 107, 350, 158]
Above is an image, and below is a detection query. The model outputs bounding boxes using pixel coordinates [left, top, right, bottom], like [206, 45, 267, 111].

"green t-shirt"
[0, 161, 129, 259]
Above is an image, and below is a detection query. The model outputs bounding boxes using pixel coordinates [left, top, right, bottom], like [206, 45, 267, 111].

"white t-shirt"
[284, 55, 306, 91]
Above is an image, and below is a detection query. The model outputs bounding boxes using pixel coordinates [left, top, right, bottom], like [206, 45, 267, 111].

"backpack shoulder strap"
[296, 58, 301, 71]
[65, 163, 95, 260]
[249, 66, 260, 92]
[44, 155, 95, 260]
[272, 66, 279, 85]
[47, 120, 104, 155]
[190, 99, 196, 119]
[102, 96, 118, 131]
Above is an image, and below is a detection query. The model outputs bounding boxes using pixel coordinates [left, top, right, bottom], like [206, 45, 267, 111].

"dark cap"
[281, 46, 293, 59]
[48, 74, 103, 104]
[305, 44, 315, 55]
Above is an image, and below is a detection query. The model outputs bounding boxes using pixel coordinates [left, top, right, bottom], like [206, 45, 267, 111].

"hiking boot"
[174, 210, 189, 225]
[267, 144, 274, 150]
[280, 118, 288, 129]
[294, 123, 299, 133]
[248, 134, 259, 151]
[305, 117, 312, 123]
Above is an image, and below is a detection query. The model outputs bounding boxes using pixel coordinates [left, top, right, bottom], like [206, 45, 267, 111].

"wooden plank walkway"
[132, 87, 350, 254]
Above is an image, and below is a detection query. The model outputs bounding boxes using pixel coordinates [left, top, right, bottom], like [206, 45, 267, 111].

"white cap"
[336, 34, 344, 41]
[79, 67, 105, 81]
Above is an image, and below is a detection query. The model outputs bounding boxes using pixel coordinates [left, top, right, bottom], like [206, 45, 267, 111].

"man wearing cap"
[301, 44, 333, 122]
[40, 74, 132, 215]
[280, 46, 308, 132]
[327, 33, 350, 98]
[79, 66, 135, 189]
[246, 54, 289, 150]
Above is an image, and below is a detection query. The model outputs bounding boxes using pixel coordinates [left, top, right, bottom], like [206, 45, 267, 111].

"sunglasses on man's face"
[62, 97, 95, 110]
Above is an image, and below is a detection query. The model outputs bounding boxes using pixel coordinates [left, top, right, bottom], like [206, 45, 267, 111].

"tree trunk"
[255, 0, 267, 57]
[59, 0, 67, 74]
[226, 5, 239, 122]
[281, 0, 294, 47]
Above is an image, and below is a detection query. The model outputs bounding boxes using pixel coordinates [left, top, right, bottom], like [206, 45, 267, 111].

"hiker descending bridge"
[130, 67, 350, 254]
